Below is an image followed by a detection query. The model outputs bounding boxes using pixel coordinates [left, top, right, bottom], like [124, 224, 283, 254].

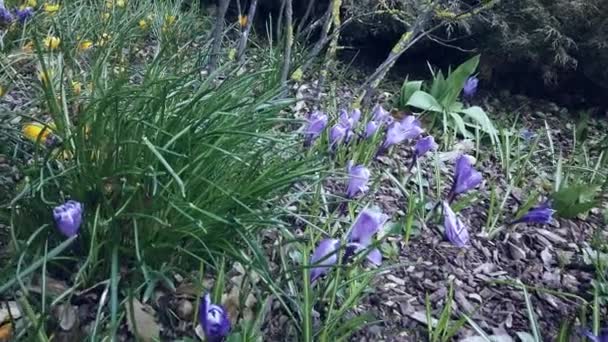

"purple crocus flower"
[0, 5, 14, 24]
[520, 128, 536, 142]
[345, 161, 370, 198]
[364, 121, 378, 139]
[309, 208, 388, 282]
[442, 201, 469, 247]
[15, 7, 34, 23]
[371, 104, 390, 124]
[345, 208, 388, 265]
[414, 136, 438, 159]
[53, 200, 84, 237]
[310, 238, 340, 282]
[382, 116, 423, 149]
[329, 123, 347, 148]
[513, 201, 555, 225]
[581, 328, 608, 342]
[350, 109, 361, 127]
[463, 76, 479, 98]
[450, 154, 482, 197]
[337, 109, 360, 142]
[303, 111, 328, 147]
[199, 294, 231, 342]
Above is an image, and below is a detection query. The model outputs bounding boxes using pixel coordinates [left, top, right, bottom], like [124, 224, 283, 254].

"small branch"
[280, 0, 293, 86]
[355, 0, 500, 107]
[207, 0, 231, 72]
[296, 3, 334, 76]
[296, 0, 317, 37]
[315, 0, 343, 103]
[276, 0, 286, 42]
[237, 0, 258, 62]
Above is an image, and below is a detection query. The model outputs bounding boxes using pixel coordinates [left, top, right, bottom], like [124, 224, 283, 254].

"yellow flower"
[238, 15, 248, 28]
[22, 122, 53, 144]
[71, 81, 82, 95]
[165, 15, 176, 26]
[26, 0, 37, 7]
[43, 36, 61, 50]
[43, 3, 60, 13]
[117, 0, 126, 8]
[78, 40, 93, 52]
[102, 12, 110, 21]
[290, 67, 303, 82]
[138, 19, 148, 30]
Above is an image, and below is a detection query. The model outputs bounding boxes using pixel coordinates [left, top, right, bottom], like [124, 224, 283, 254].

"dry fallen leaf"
[125, 298, 160, 342]
[0, 322, 12, 341]
[53, 304, 78, 331]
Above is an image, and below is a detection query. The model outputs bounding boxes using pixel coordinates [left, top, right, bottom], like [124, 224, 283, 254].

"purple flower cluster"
[0, 4, 34, 25]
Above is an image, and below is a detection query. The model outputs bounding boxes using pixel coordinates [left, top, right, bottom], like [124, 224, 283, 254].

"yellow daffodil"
[138, 19, 148, 29]
[165, 14, 176, 26]
[71, 81, 82, 95]
[22, 122, 53, 144]
[238, 15, 247, 28]
[78, 40, 93, 52]
[43, 3, 60, 13]
[43, 36, 61, 50]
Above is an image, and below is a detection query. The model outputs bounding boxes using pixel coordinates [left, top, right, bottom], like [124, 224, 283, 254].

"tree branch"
[208, 0, 231, 72]
[280, 0, 294, 86]
[237, 0, 258, 62]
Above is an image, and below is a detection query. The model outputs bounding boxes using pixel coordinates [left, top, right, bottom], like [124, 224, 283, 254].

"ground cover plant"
[0, 0, 607, 341]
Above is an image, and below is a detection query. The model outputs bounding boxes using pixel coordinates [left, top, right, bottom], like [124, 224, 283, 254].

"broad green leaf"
[460, 106, 498, 144]
[442, 55, 480, 107]
[551, 184, 600, 218]
[400, 80, 423, 108]
[406, 91, 443, 112]
[429, 70, 447, 100]
[449, 112, 472, 138]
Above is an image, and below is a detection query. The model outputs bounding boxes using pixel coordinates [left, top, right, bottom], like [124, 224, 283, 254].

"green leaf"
[460, 106, 498, 144]
[449, 112, 472, 138]
[400, 80, 424, 108]
[441, 55, 480, 107]
[551, 184, 600, 218]
[406, 91, 443, 112]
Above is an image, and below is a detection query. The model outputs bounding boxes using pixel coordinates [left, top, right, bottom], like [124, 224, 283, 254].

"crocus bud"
[199, 294, 231, 342]
[53, 200, 84, 237]
[442, 202, 469, 247]
[463, 76, 478, 98]
[345, 162, 370, 198]
[414, 136, 438, 158]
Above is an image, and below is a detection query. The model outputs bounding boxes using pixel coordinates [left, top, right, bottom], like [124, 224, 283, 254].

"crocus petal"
[346, 164, 370, 198]
[366, 248, 382, 266]
[15, 7, 34, 23]
[382, 117, 423, 149]
[347, 208, 388, 247]
[442, 202, 469, 247]
[365, 121, 378, 139]
[199, 294, 231, 342]
[515, 201, 555, 225]
[310, 238, 340, 282]
[52, 200, 84, 237]
[371, 104, 389, 122]
[304, 111, 328, 146]
[452, 154, 482, 195]
[0, 6, 14, 24]
[463, 76, 479, 98]
[329, 123, 347, 148]
[414, 136, 438, 158]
